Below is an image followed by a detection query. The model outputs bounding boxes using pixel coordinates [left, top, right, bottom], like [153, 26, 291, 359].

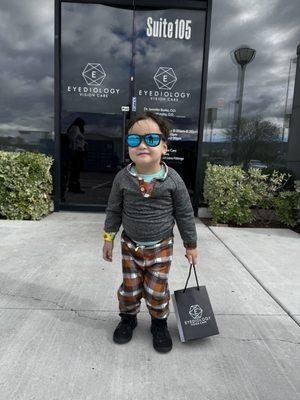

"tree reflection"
[225, 117, 282, 168]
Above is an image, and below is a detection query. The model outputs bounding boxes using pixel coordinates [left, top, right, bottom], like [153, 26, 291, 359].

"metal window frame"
[54, 0, 212, 215]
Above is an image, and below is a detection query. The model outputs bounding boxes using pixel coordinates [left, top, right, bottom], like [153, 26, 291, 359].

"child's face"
[128, 118, 168, 167]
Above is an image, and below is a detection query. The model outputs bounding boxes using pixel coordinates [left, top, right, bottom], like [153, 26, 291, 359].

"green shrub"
[248, 168, 291, 223]
[248, 168, 289, 208]
[274, 191, 300, 227]
[0, 151, 53, 220]
[204, 162, 299, 227]
[263, 166, 296, 191]
[203, 163, 257, 225]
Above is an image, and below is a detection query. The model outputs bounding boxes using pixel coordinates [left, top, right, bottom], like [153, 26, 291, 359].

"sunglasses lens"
[127, 135, 140, 147]
[144, 134, 160, 147]
[127, 133, 163, 147]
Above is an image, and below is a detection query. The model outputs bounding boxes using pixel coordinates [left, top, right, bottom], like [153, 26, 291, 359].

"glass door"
[58, 1, 207, 208]
[60, 2, 133, 205]
[132, 7, 206, 195]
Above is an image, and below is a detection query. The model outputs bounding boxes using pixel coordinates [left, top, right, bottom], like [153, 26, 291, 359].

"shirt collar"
[126, 161, 168, 181]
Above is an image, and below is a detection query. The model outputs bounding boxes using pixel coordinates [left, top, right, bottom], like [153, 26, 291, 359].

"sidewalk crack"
[71, 310, 106, 321]
[0, 291, 106, 321]
[215, 336, 300, 345]
[0, 290, 64, 310]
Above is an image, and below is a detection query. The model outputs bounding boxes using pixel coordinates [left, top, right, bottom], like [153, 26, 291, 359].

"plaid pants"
[117, 230, 174, 319]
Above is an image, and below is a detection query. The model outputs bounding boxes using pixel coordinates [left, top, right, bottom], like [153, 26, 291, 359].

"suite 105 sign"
[146, 17, 192, 40]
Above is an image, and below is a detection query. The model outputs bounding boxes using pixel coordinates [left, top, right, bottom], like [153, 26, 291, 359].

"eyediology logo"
[66, 62, 120, 98]
[189, 304, 203, 320]
[184, 304, 211, 326]
[154, 67, 177, 90]
[82, 63, 106, 86]
[138, 66, 190, 103]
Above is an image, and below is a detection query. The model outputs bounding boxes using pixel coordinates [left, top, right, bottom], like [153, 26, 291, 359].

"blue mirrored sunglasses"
[127, 133, 165, 148]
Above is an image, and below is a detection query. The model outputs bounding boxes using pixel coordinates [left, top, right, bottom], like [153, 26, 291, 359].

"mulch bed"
[199, 217, 300, 235]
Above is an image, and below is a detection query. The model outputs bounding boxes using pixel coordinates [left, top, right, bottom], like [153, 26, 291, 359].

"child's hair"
[127, 111, 171, 142]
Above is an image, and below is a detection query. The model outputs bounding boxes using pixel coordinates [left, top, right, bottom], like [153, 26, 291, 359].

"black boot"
[150, 317, 173, 353]
[113, 313, 137, 344]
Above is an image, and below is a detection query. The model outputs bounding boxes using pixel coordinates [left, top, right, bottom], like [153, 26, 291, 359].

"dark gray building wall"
[287, 45, 300, 179]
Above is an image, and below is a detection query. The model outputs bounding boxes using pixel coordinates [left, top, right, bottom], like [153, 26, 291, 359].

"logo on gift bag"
[184, 304, 211, 326]
[189, 304, 203, 320]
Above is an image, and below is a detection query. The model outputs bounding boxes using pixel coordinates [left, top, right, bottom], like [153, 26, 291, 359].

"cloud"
[0, 0, 299, 141]
[0, 0, 54, 136]
[206, 0, 300, 128]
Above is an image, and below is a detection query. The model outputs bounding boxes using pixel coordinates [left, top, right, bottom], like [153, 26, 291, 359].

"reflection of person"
[111, 151, 121, 170]
[67, 117, 87, 194]
[102, 111, 198, 354]
[60, 131, 71, 202]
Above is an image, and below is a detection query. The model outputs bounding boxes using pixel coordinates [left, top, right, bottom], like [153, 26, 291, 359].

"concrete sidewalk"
[0, 212, 299, 400]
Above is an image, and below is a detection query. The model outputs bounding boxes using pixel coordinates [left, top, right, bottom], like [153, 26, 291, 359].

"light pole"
[282, 57, 297, 141]
[231, 45, 256, 163]
[233, 45, 256, 134]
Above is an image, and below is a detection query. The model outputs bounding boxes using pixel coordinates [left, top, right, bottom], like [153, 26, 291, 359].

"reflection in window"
[203, 0, 300, 182]
[0, 0, 54, 155]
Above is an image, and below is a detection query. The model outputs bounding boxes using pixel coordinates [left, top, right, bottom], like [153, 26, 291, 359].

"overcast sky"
[207, 0, 299, 129]
[0, 0, 299, 139]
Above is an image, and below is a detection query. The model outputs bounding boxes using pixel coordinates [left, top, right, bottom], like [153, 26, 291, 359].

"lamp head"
[233, 45, 256, 67]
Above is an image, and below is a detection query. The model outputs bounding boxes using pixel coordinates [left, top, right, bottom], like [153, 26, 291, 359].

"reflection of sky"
[205, 0, 300, 141]
[0, 0, 299, 143]
[61, 3, 132, 114]
[134, 9, 205, 120]
[0, 0, 54, 138]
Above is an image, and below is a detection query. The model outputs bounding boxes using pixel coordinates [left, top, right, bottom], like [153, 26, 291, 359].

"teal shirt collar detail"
[127, 161, 168, 181]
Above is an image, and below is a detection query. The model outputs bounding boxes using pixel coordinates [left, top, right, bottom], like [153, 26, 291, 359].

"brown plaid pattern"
[117, 230, 174, 319]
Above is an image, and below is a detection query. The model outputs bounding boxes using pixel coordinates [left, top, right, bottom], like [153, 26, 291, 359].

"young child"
[102, 111, 198, 353]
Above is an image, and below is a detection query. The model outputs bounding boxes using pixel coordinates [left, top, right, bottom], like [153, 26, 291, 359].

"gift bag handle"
[183, 263, 200, 292]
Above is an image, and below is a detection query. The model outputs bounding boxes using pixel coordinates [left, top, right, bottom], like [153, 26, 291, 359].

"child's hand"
[185, 248, 198, 266]
[103, 241, 114, 262]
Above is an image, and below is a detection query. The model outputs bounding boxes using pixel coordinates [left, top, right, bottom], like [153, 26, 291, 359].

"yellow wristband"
[103, 231, 116, 242]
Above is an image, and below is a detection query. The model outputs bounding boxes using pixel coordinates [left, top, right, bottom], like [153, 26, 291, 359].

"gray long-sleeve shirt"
[104, 162, 197, 249]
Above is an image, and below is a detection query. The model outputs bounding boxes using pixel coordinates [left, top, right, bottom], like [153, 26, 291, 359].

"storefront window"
[0, 0, 54, 155]
[203, 0, 299, 180]
[1, 0, 299, 209]
[133, 8, 205, 189]
[60, 2, 132, 204]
